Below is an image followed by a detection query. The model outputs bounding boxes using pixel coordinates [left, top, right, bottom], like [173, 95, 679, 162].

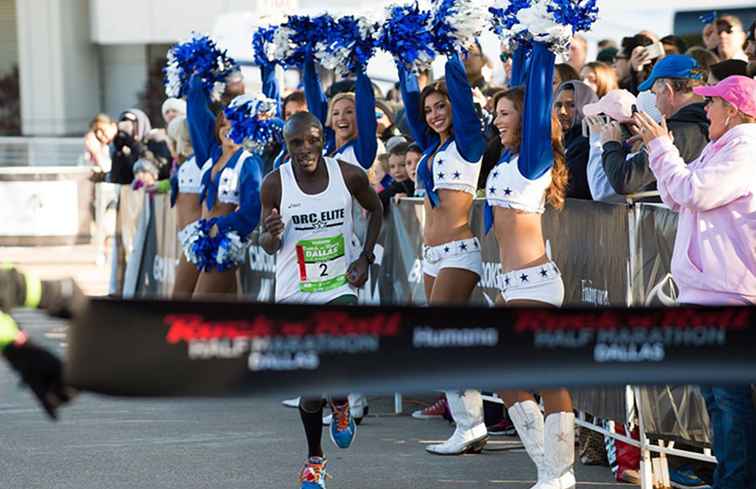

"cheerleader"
[303, 51, 378, 169]
[397, 52, 488, 455]
[166, 115, 208, 297]
[485, 43, 574, 489]
[185, 75, 263, 296]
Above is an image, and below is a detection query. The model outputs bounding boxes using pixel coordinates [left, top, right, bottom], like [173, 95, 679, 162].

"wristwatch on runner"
[360, 250, 376, 265]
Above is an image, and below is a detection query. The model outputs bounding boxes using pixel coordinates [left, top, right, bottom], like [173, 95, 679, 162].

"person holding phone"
[634, 75, 756, 489]
[615, 34, 657, 95]
[589, 56, 710, 199]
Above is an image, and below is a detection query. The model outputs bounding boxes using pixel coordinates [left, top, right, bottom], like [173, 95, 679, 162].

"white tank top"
[177, 156, 211, 194]
[275, 157, 356, 304]
[485, 155, 552, 214]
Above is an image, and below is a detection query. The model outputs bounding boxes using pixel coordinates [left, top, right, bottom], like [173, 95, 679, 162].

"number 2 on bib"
[295, 235, 347, 293]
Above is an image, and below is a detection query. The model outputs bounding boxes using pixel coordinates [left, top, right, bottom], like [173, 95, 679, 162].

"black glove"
[3, 340, 73, 420]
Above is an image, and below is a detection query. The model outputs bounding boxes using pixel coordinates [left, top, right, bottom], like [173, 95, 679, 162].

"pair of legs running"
[298, 396, 356, 488]
[298, 294, 360, 488]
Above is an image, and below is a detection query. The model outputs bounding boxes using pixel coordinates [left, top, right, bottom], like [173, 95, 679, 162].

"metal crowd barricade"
[573, 191, 715, 489]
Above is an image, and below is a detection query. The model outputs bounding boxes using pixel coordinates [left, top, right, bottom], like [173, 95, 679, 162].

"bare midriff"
[175, 194, 202, 230]
[423, 189, 475, 247]
[493, 207, 549, 273]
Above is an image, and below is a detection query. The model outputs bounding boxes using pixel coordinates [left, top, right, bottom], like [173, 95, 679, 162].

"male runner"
[259, 112, 382, 488]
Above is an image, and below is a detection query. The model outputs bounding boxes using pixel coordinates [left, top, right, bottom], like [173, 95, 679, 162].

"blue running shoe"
[299, 457, 328, 489]
[329, 401, 356, 449]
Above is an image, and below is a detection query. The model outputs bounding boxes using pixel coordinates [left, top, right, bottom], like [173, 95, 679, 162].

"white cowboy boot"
[426, 390, 487, 455]
[538, 412, 576, 489]
[508, 400, 546, 487]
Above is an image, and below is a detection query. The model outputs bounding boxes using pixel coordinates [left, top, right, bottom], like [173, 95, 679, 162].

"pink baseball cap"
[694, 75, 756, 118]
[583, 89, 637, 123]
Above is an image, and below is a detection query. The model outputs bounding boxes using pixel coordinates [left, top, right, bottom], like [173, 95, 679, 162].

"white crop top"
[485, 155, 552, 214]
[177, 156, 211, 195]
[424, 138, 481, 196]
[217, 151, 253, 206]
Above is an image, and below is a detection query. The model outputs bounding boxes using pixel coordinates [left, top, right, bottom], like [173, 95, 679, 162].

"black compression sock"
[299, 404, 324, 458]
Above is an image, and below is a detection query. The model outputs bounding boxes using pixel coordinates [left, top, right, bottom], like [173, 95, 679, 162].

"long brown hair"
[420, 80, 451, 132]
[492, 87, 569, 210]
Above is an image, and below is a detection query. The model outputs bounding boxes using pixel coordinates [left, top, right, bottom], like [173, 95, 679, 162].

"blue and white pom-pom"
[430, 0, 492, 56]
[223, 94, 283, 155]
[214, 231, 247, 271]
[271, 14, 336, 68]
[183, 219, 217, 272]
[315, 15, 379, 76]
[377, 2, 437, 72]
[164, 32, 238, 101]
[182, 219, 247, 271]
[490, 0, 598, 55]
[253, 25, 278, 67]
[489, 0, 530, 43]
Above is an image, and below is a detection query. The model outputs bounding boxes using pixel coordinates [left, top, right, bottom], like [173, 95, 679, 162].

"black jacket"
[109, 131, 172, 185]
[379, 180, 415, 216]
[602, 102, 709, 196]
[564, 124, 592, 200]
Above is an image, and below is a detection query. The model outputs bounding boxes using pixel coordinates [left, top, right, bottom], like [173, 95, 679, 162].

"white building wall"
[101, 45, 148, 119]
[16, 0, 100, 135]
[89, 0, 301, 44]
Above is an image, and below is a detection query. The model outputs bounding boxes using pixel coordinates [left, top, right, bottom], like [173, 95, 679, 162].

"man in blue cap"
[600, 55, 709, 197]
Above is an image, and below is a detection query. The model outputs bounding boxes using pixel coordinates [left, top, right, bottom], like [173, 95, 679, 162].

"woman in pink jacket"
[634, 75, 755, 489]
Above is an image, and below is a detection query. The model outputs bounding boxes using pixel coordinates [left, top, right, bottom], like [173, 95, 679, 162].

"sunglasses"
[716, 21, 739, 34]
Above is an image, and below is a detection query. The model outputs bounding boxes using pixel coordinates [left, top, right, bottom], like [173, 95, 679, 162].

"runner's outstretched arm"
[259, 170, 284, 255]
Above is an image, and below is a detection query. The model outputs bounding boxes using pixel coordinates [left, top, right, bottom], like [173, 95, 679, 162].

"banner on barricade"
[124, 197, 678, 308]
[631, 204, 679, 306]
[240, 198, 631, 307]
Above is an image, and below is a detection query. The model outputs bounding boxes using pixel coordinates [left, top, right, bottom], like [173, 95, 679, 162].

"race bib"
[296, 235, 347, 293]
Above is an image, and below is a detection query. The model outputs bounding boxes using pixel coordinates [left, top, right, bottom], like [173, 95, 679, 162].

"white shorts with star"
[498, 261, 564, 306]
[421, 238, 482, 279]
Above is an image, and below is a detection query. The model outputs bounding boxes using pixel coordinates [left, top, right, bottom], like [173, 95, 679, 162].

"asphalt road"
[0, 309, 629, 489]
